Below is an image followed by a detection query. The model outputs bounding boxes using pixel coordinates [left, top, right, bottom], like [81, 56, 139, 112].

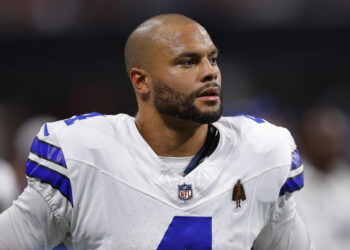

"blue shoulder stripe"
[291, 149, 302, 169]
[30, 137, 67, 168]
[26, 159, 73, 206]
[279, 173, 304, 196]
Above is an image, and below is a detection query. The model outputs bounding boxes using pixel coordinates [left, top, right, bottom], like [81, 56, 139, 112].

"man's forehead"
[160, 23, 209, 41]
[124, 14, 215, 72]
[155, 23, 214, 55]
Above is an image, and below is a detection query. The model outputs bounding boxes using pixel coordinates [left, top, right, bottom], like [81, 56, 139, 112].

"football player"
[0, 14, 313, 249]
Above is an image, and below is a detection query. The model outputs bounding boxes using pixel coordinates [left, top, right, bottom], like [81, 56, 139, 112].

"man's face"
[149, 23, 222, 124]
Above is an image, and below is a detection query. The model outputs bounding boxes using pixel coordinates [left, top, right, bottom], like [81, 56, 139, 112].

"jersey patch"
[232, 179, 246, 208]
[178, 183, 193, 200]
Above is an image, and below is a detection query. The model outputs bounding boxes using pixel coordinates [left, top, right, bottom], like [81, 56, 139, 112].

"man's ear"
[129, 68, 151, 95]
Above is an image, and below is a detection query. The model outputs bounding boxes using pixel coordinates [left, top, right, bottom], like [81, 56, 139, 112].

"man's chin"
[185, 109, 222, 124]
[156, 101, 222, 124]
[198, 113, 221, 124]
[192, 103, 222, 123]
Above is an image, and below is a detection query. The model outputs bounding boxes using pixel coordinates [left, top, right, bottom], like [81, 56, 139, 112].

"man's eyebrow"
[172, 52, 201, 62]
[172, 48, 219, 62]
[209, 48, 219, 56]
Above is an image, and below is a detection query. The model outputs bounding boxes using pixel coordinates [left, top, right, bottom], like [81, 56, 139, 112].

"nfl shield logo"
[178, 183, 192, 200]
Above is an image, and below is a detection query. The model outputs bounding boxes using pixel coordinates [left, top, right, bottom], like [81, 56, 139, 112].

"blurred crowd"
[1, 1, 350, 249]
[1, 0, 350, 35]
[295, 105, 350, 250]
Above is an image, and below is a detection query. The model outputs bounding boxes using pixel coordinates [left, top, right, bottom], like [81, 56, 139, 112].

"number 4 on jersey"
[235, 114, 265, 124]
[64, 112, 103, 126]
[157, 216, 212, 250]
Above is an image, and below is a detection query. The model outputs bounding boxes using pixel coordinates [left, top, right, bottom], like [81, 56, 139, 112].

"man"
[0, 14, 313, 249]
[295, 106, 350, 250]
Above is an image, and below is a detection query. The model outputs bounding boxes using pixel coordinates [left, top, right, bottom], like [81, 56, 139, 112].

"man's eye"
[210, 57, 217, 65]
[181, 59, 196, 66]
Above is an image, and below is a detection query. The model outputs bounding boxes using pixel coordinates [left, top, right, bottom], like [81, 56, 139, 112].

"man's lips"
[197, 87, 220, 101]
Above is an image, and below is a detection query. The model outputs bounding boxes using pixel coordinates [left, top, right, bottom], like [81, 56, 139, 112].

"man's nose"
[199, 58, 219, 83]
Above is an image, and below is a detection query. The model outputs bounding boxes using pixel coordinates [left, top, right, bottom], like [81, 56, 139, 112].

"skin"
[124, 14, 222, 157]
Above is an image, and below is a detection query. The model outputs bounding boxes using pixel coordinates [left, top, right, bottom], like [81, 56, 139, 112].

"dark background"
[1, 0, 350, 158]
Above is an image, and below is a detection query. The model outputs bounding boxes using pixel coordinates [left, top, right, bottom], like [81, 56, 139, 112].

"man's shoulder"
[216, 115, 296, 187]
[216, 115, 300, 203]
[216, 115, 295, 152]
[44, 112, 129, 138]
[36, 113, 132, 158]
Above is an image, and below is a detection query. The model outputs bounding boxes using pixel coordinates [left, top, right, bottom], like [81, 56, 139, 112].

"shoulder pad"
[46, 112, 115, 150]
[220, 115, 294, 154]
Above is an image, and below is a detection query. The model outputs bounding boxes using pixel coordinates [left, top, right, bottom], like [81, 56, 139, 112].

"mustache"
[192, 82, 221, 97]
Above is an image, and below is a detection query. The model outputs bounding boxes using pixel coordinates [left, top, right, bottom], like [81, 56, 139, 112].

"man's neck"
[135, 112, 208, 157]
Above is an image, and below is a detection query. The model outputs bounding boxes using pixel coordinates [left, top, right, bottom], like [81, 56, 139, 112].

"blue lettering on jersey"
[235, 114, 265, 124]
[44, 123, 50, 136]
[64, 112, 104, 126]
[157, 216, 212, 250]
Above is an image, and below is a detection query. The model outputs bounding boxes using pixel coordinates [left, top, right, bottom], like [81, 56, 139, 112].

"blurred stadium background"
[1, 1, 350, 249]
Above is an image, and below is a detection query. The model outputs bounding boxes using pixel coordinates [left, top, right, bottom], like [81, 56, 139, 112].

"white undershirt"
[159, 156, 194, 176]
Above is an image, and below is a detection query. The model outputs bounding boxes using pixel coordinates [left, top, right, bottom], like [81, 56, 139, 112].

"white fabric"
[0, 159, 19, 212]
[0, 114, 313, 249]
[295, 159, 350, 250]
[159, 155, 194, 176]
[0, 186, 64, 249]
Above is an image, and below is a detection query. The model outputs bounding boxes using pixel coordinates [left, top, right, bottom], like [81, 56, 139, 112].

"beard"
[153, 81, 223, 124]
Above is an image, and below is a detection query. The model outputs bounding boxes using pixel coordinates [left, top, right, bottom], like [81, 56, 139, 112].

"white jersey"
[0, 113, 313, 250]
